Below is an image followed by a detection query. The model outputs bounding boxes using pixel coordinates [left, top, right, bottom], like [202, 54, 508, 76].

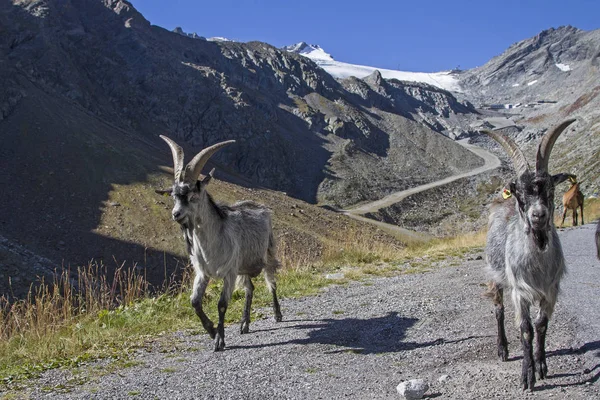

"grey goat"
[484, 119, 576, 390]
[157, 136, 282, 351]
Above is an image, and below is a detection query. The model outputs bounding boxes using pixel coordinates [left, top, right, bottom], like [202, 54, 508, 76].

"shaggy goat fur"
[157, 136, 282, 351]
[484, 119, 576, 391]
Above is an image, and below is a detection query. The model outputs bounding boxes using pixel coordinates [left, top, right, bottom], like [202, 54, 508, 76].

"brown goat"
[560, 176, 584, 227]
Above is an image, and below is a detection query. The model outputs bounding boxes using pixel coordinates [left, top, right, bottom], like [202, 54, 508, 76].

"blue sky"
[131, 0, 599, 72]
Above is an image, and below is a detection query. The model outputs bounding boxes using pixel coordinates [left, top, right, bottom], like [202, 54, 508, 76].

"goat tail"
[262, 230, 281, 293]
[266, 230, 281, 271]
[483, 281, 503, 305]
[236, 274, 251, 290]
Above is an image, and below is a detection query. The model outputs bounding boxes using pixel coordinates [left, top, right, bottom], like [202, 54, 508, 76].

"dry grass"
[0, 263, 143, 343]
[320, 225, 406, 266]
[0, 262, 186, 381]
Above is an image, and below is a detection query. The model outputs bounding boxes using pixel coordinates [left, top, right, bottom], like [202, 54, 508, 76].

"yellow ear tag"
[502, 188, 512, 200]
[568, 176, 577, 184]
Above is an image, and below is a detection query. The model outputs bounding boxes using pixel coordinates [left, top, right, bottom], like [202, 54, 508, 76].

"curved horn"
[536, 119, 576, 175]
[482, 129, 530, 176]
[159, 135, 185, 182]
[184, 140, 236, 184]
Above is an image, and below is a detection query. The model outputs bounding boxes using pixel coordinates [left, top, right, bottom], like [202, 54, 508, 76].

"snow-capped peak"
[281, 41, 461, 92]
[282, 42, 334, 61]
[208, 37, 235, 42]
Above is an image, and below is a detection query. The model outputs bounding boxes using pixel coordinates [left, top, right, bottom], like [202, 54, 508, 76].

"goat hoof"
[275, 314, 283, 322]
[521, 370, 536, 391]
[240, 323, 250, 334]
[207, 326, 217, 340]
[214, 337, 226, 352]
[498, 347, 509, 361]
[536, 360, 548, 380]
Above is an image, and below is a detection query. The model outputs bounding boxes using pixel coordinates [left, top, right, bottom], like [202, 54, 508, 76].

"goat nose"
[172, 211, 181, 220]
[532, 210, 546, 220]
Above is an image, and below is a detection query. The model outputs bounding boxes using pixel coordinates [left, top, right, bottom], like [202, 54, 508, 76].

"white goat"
[484, 119, 576, 390]
[157, 136, 282, 351]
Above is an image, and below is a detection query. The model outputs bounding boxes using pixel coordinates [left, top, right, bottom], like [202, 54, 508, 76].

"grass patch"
[0, 259, 334, 384]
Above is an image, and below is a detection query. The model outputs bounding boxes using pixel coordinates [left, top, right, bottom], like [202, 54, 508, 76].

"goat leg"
[272, 287, 283, 322]
[494, 287, 509, 361]
[560, 209, 567, 228]
[520, 316, 536, 390]
[580, 204, 584, 225]
[534, 314, 549, 380]
[240, 275, 254, 334]
[264, 266, 283, 322]
[191, 275, 216, 339]
[214, 274, 235, 351]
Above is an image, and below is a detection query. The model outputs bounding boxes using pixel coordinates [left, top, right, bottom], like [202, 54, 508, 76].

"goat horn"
[159, 135, 185, 182]
[184, 140, 235, 184]
[482, 129, 530, 176]
[536, 119, 576, 175]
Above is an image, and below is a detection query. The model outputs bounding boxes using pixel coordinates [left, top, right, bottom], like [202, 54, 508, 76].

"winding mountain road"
[344, 140, 501, 216]
[341, 140, 501, 241]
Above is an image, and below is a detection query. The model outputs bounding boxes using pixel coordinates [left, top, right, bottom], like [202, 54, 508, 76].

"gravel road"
[11, 223, 600, 399]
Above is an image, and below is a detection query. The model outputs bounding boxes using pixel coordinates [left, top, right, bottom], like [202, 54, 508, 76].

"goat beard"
[531, 228, 550, 251]
[520, 209, 550, 251]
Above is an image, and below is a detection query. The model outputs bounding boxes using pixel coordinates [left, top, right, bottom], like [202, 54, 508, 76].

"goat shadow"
[231, 311, 473, 355]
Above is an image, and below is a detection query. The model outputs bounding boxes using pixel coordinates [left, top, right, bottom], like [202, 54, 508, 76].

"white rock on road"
[396, 378, 429, 399]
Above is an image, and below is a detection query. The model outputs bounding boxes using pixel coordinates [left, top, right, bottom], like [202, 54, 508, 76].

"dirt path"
[344, 140, 501, 216]
[17, 224, 600, 399]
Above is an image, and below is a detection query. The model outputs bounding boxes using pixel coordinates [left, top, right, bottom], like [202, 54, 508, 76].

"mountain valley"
[0, 0, 599, 295]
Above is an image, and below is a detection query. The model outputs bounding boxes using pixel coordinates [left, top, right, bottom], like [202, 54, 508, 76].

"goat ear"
[155, 189, 172, 196]
[551, 173, 573, 186]
[200, 168, 216, 186]
[509, 181, 522, 204]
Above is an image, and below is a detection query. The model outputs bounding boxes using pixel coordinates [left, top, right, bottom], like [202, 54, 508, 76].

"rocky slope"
[0, 0, 486, 286]
[2, 1, 599, 291]
[459, 25, 600, 196]
[0, 0, 481, 204]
